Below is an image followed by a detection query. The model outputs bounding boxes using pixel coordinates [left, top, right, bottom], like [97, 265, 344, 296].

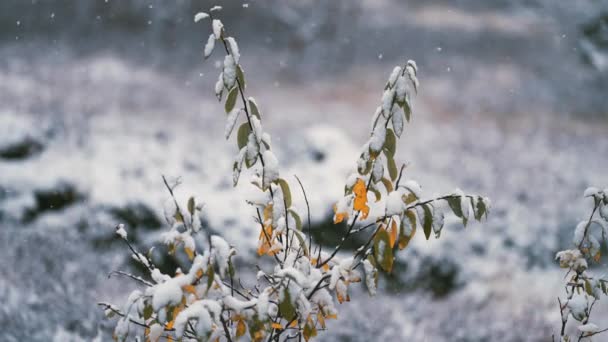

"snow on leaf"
[214, 72, 224, 101]
[212, 19, 223, 39]
[387, 66, 402, 88]
[194, 12, 209, 22]
[223, 55, 237, 89]
[262, 150, 279, 189]
[226, 37, 240, 64]
[391, 106, 404, 138]
[386, 191, 405, 216]
[578, 323, 600, 334]
[363, 258, 378, 296]
[225, 108, 241, 140]
[204, 34, 215, 59]
[115, 224, 127, 239]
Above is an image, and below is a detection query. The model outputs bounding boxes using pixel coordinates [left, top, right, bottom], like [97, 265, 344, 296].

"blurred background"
[1, 0, 608, 341]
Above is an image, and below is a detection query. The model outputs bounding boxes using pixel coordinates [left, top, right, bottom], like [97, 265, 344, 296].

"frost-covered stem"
[577, 202, 600, 250]
[120, 235, 154, 274]
[98, 303, 197, 339]
[580, 327, 608, 339]
[108, 271, 153, 287]
[294, 175, 313, 255]
[395, 163, 407, 187]
[558, 297, 568, 337]
[407, 194, 477, 211]
[577, 298, 599, 341]
[162, 175, 188, 226]
[220, 314, 234, 342]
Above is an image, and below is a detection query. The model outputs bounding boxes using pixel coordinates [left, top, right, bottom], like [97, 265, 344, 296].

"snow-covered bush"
[99, 8, 489, 341]
[555, 188, 608, 341]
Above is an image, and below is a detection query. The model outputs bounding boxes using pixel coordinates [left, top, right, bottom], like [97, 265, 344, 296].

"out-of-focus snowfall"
[1, 1, 608, 341]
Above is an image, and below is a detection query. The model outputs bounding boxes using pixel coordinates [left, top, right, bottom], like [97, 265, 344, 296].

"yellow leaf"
[253, 330, 264, 342]
[389, 220, 398, 248]
[165, 305, 183, 330]
[594, 252, 601, 262]
[317, 312, 326, 329]
[325, 313, 337, 320]
[271, 322, 282, 329]
[353, 179, 369, 220]
[398, 228, 415, 250]
[236, 320, 247, 338]
[289, 320, 298, 328]
[263, 204, 273, 221]
[184, 247, 195, 261]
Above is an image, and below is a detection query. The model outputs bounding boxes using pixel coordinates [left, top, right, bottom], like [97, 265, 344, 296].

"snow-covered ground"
[1, 1, 608, 341]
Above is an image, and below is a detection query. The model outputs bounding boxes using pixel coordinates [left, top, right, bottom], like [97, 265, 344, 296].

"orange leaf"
[257, 225, 274, 256]
[271, 322, 283, 329]
[389, 219, 398, 248]
[182, 285, 197, 296]
[236, 319, 247, 338]
[333, 204, 348, 224]
[594, 252, 601, 262]
[165, 305, 183, 330]
[353, 179, 369, 220]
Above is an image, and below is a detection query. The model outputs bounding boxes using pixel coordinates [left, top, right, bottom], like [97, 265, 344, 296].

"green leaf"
[248, 98, 261, 119]
[237, 65, 246, 89]
[387, 154, 398, 181]
[288, 208, 302, 231]
[403, 98, 412, 122]
[373, 228, 394, 272]
[381, 177, 393, 193]
[422, 204, 433, 240]
[279, 289, 297, 321]
[447, 196, 468, 226]
[187, 197, 196, 216]
[474, 196, 487, 221]
[371, 187, 382, 202]
[166, 305, 175, 323]
[277, 178, 292, 208]
[228, 258, 236, 278]
[383, 129, 396, 158]
[174, 210, 184, 223]
[237, 123, 251, 149]
[206, 266, 215, 294]
[143, 305, 153, 320]
[585, 280, 594, 296]
[225, 86, 239, 113]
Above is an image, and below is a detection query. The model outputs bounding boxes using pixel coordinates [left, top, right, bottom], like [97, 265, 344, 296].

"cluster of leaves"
[555, 187, 608, 342]
[100, 7, 488, 342]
